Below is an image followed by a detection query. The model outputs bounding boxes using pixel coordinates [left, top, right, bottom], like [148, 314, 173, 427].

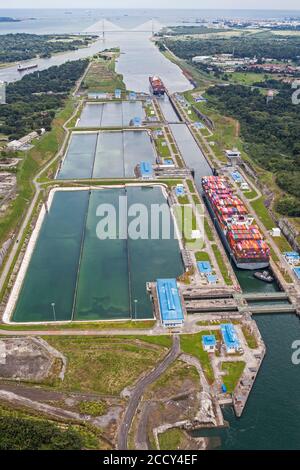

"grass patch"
[272, 235, 293, 253]
[158, 428, 187, 451]
[242, 326, 258, 349]
[155, 137, 171, 158]
[221, 361, 245, 393]
[180, 332, 215, 384]
[45, 336, 168, 395]
[0, 320, 156, 331]
[83, 56, 125, 93]
[150, 360, 199, 394]
[250, 197, 274, 231]
[204, 218, 214, 241]
[78, 400, 107, 417]
[195, 251, 211, 262]
[177, 195, 190, 205]
[186, 179, 195, 193]
[211, 244, 233, 285]
[243, 189, 258, 200]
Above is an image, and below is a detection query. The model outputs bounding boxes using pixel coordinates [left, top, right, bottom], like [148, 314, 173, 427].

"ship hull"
[149, 76, 165, 96]
[203, 193, 269, 270]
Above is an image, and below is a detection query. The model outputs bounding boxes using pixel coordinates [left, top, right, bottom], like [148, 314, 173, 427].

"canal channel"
[165, 105, 300, 450]
[1, 16, 299, 447]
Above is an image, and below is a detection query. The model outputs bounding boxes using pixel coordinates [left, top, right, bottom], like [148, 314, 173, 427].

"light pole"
[134, 299, 138, 320]
[51, 302, 56, 322]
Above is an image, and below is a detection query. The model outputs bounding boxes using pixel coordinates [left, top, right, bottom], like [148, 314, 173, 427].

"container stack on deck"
[202, 176, 270, 268]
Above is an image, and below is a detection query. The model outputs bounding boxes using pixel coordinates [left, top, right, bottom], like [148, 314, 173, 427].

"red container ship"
[149, 76, 165, 96]
[202, 175, 270, 270]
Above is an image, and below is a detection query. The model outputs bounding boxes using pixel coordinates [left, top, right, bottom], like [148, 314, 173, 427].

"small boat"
[253, 270, 274, 283]
[17, 63, 38, 72]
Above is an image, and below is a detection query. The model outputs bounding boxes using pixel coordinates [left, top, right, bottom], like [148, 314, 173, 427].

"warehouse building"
[221, 323, 241, 354]
[156, 278, 184, 328]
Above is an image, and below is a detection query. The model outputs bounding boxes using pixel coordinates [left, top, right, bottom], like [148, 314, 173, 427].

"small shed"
[202, 335, 217, 352]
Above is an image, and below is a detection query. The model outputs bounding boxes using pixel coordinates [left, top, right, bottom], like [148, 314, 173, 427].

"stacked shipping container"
[202, 176, 270, 268]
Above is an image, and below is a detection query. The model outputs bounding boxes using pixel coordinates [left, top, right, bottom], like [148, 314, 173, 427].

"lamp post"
[51, 302, 56, 322]
[134, 299, 138, 320]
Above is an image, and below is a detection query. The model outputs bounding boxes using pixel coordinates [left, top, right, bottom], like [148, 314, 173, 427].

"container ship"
[202, 175, 270, 270]
[149, 76, 165, 96]
[17, 63, 38, 72]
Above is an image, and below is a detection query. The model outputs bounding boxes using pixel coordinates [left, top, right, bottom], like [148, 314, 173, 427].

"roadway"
[117, 335, 180, 450]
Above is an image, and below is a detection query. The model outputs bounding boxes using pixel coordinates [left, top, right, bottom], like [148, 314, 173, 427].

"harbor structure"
[156, 278, 184, 328]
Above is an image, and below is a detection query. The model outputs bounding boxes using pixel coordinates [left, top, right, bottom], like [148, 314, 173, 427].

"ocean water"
[0, 9, 300, 34]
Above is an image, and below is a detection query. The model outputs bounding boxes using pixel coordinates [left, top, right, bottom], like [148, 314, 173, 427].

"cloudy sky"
[6, 1, 300, 10]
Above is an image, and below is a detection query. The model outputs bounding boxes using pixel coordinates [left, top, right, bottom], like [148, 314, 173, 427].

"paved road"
[117, 335, 180, 450]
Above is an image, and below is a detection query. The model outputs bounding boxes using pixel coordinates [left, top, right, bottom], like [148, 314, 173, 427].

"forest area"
[0, 33, 94, 63]
[161, 34, 300, 62]
[0, 59, 88, 140]
[206, 83, 300, 216]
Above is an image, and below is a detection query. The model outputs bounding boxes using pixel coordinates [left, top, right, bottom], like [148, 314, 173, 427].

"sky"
[4, 1, 300, 11]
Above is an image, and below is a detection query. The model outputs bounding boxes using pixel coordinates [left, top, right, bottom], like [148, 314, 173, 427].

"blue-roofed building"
[139, 161, 153, 179]
[156, 279, 184, 328]
[115, 89, 122, 99]
[131, 116, 142, 127]
[294, 267, 300, 280]
[129, 91, 137, 100]
[284, 252, 300, 266]
[194, 121, 205, 129]
[197, 261, 212, 275]
[231, 171, 243, 183]
[221, 323, 240, 354]
[202, 335, 216, 352]
[175, 184, 185, 197]
[162, 158, 175, 167]
[207, 274, 218, 284]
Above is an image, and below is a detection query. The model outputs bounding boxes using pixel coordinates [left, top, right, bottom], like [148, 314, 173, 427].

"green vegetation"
[1, 59, 88, 140]
[204, 218, 214, 241]
[186, 179, 195, 193]
[159, 25, 225, 37]
[82, 52, 125, 93]
[250, 197, 274, 231]
[195, 251, 210, 262]
[211, 243, 233, 285]
[242, 326, 258, 349]
[158, 428, 187, 450]
[206, 83, 300, 216]
[180, 332, 215, 384]
[0, 403, 101, 449]
[177, 195, 190, 204]
[0, 33, 94, 63]
[0, 320, 156, 331]
[243, 188, 258, 200]
[163, 33, 300, 62]
[149, 361, 199, 394]
[0, 415, 83, 450]
[221, 361, 245, 393]
[78, 400, 107, 417]
[45, 336, 169, 395]
[155, 136, 171, 158]
[0, 97, 76, 247]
